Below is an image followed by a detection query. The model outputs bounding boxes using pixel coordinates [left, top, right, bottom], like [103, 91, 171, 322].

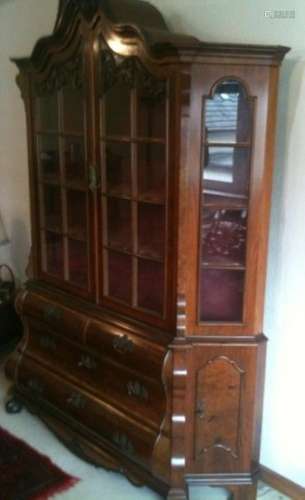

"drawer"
[19, 290, 86, 343]
[26, 318, 166, 430]
[17, 356, 157, 469]
[86, 319, 166, 378]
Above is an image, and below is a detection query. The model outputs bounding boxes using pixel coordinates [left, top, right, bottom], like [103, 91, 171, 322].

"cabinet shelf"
[201, 262, 246, 271]
[203, 141, 251, 148]
[104, 245, 164, 264]
[101, 135, 165, 144]
[102, 192, 165, 206]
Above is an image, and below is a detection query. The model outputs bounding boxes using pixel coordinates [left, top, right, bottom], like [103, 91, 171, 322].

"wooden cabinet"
[6, 1, 289, 498]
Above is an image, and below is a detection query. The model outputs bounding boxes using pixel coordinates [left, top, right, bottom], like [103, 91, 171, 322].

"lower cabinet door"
[190, 343, 264, 474]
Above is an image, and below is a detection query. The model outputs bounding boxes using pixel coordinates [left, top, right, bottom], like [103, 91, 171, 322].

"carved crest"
[34, 55, 83, 97]
[100, 50, 167, 99]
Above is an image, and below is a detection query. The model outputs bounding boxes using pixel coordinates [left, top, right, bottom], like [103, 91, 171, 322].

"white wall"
[0, 0, 304, 488]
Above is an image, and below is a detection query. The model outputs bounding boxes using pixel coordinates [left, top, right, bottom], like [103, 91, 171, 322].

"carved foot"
[5, 396, 23, 414]
[167, 488, 188, 500]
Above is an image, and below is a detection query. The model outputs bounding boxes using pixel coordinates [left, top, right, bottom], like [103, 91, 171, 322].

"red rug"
[0, 426, 79, 500]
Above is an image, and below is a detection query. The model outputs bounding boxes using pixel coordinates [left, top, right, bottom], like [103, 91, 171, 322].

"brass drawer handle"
[78, 354, 97, 371]
[27, 379, 44, 395]
[43, 305, 63, 322]
[113, 334, 134, 354]
[39, 335, 57, 351]
[67, 392, 86, 409]
[112, 431, 134, 456]
[127, 380, 149, 401]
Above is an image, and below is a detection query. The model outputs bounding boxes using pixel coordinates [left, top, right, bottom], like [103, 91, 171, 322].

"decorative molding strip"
[260, 465, 305, 500]
[35, 55, 83, 97]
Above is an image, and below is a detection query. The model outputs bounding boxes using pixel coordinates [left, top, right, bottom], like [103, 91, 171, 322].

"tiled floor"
[0, 366, 290, 499]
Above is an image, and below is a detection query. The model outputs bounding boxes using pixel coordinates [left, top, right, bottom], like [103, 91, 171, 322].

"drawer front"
[17, 356, 157, 469]
[26, 319, 165, 430]
[19, 291, 86, 342]
[86, 320, 165, 378]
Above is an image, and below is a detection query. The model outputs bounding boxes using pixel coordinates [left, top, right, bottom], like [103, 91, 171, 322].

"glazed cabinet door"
[184, 64, 278, 335]
[32, 48, 94, 298]
[94, 40, 177, 329]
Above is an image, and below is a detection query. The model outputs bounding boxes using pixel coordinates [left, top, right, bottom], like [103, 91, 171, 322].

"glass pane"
[107, 198, 132, 252]
[201, 209, 247, 267]
[138, 204, 165, 260]
[35, 95, 58, 131]
[43, 231, 64, 277]
[67, 190, 87, 240]
[138, 143, 166, 203]
[38, 135, 60, 181]
[105, 142, 131, 196]
[199, 269, 245, 322]
[105, 83, 131, 136]
[68, 239, 88, 288]
[203, 146, 251, 198]
[42, 185, 62, 232]
[205, 80, 252, 144]
[107, 251, 132, 303]
[138, 260, 164, 315]
[138, 91, 166, 139]
[64, 136, 86, 184]
[63, 86, 84, 133]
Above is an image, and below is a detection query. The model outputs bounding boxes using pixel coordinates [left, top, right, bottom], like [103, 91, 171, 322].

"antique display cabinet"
[6, 0, 289, 498]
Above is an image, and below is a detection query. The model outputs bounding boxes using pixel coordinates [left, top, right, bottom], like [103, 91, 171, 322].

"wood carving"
[35, 55, 83, 97]
[100, 49, 166, 99]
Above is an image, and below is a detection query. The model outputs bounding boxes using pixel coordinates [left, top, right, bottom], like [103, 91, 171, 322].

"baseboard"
[260, 465, 305, 500]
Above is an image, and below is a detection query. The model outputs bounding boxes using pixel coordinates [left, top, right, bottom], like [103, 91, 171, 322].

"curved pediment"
[12, 0, 289, 76]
